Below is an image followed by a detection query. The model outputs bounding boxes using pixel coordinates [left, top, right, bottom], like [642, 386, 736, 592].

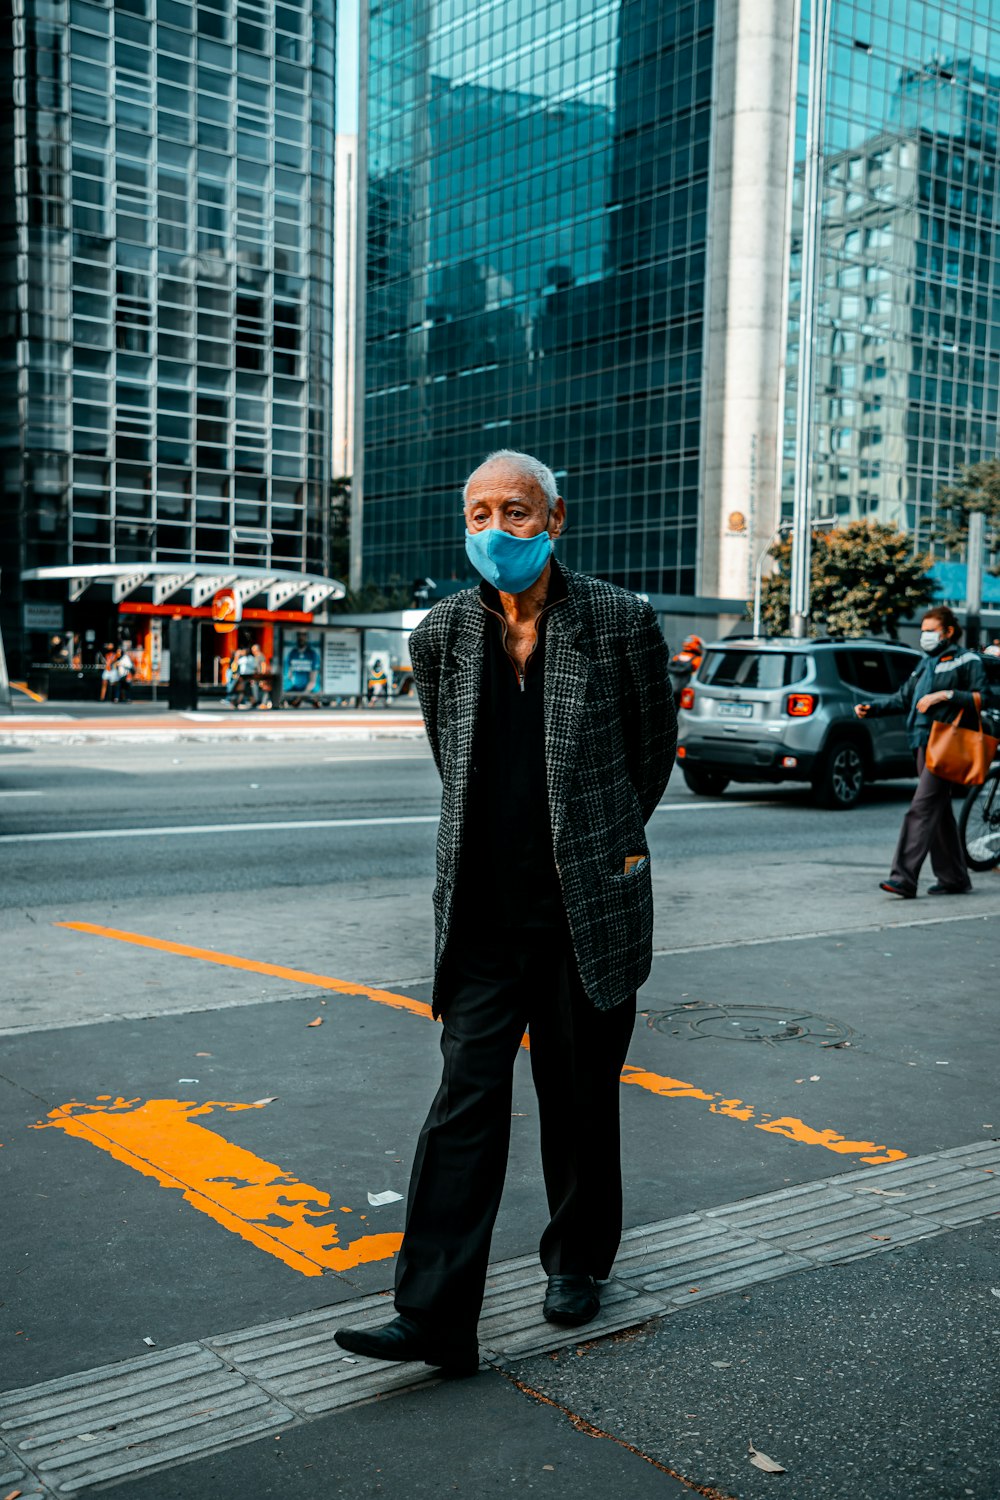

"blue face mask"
[465, 527, 553, 594]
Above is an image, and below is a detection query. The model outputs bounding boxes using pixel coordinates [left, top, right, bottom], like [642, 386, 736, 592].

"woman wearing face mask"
[855, 605, 986, 897]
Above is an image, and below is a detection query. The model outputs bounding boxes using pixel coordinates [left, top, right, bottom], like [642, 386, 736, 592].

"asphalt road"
[0, 736, 923, 907]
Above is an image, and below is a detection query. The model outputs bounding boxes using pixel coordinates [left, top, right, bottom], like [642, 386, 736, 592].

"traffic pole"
[789, 0, 831, 638]
[966, 510, 985, 652]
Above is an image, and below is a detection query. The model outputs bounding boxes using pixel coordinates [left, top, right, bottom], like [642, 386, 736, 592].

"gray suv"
[676, 636, 921, 809]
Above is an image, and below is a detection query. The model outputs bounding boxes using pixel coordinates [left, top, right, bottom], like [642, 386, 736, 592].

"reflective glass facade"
[363, 0, 714, 595]
[783, 0, 1000, 549]
[0, 0, 335, 652]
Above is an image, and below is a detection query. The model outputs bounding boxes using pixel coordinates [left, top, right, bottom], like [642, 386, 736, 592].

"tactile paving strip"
[205, 1296, 443, 1417]
[702, 1181, 943, 1262]
[3, 1140, 997, 1495]
[614, 1214, 813, 1301]
[0, 1344, 294, 1496]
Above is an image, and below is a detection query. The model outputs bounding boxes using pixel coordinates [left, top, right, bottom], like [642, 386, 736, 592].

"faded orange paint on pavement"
[34, 1096, 402, 1276]
[57, 921, 435, 1021]
[58, 923, 908, 1166]
[619, 1065, 906, 1164]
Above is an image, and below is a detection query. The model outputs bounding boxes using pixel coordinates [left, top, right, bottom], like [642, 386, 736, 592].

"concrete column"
[699, 0, 799, 603]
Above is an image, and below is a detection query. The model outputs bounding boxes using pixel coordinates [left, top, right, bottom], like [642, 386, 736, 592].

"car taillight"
[679, 687, 695, 710]
[786, 693, 817, 717]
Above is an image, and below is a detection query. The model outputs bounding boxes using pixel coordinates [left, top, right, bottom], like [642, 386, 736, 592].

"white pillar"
[699, 0, 799, 603]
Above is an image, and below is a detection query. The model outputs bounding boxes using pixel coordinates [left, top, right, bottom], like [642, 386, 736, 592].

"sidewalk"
[0, 699, 425, 744]
[3, 920, 999, 1498]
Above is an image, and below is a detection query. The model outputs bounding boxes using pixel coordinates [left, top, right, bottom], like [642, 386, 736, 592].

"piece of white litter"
[142, 1337, 156, 1348]
[809, 1075, 820, 1081]
[178, 1078, 199, 1084]
[250, 783, 259, 789]
[935, 1061, 949, 1065]
[367, 1190, 403, 1206]
[77, 1433, 99, 1443]
[341, 1357, 358, 1364]
[990, 1288, 1000, 1299]
[748, 1443, 786, 1474]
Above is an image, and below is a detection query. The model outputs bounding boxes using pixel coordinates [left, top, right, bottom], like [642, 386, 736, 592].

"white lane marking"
[653, 799, 771, 813]
[653, 908, 996, 957]
[0, 814, 442, 843]
[0, 796, 772, 843]
[321, 753, 432, 762]
[0, 790, 44, 797]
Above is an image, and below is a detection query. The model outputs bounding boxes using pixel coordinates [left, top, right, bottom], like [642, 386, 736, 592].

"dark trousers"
[393, 922, 636, 1338]
[891, 746, 970, 892]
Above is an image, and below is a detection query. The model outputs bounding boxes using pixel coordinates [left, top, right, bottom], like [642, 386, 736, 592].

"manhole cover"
[643, 1002, 854, 1048]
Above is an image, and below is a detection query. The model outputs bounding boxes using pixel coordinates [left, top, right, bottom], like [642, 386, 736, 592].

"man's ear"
[548, 496, 566, 539]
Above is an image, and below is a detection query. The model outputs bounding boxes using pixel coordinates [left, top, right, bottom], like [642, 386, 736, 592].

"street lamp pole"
[789, 0, 832, 638]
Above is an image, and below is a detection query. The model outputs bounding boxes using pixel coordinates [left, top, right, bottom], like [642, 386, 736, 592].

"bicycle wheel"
[959, 770, 1000, 871]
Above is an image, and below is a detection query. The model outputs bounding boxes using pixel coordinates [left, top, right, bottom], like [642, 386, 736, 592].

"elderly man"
[336, 450, 676, 1373]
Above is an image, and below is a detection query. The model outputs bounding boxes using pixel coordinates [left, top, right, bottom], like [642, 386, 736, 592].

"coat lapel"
[444, 593, 485, 842]
[544, 579, 588, 846]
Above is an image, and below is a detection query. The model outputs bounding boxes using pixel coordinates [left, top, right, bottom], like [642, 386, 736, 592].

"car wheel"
[682, 767, 730, 797]
[812, 740, 865, 809]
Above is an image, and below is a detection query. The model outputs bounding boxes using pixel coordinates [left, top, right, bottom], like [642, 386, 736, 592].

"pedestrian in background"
[335, 449, 676, 1375]
[99, 642, 117, 702]
[111, 641, 133, 705]
[856, 604, 985, 897]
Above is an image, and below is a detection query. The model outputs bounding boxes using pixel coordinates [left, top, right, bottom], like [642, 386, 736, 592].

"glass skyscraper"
[362, 0, 713, 597]
[0, 0, 335, 675]
[359, 0, 1000, 608]
[784, 0, 1000, 556]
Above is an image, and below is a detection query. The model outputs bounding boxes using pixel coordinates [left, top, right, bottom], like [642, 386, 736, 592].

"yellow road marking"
[34, 1095, 401, 1276]
[619, 1067, 905, 1165]
[57, 922, 907, 1166]
[56, 921, 434, 1021]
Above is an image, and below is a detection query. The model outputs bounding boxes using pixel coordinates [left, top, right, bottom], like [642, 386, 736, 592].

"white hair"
[462, 449, 560, 512]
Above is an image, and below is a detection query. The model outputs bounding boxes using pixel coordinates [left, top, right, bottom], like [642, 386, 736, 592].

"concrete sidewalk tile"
[612, 1212, 721, 1275]
[480, 1279, 666, 1361]
[0, 1439, 50, 1499]
[205, 1297, 441, 1416]
[483, 1251, 549, 1298]
[833, 1140, 1000, 1190]
[635, 1239, 812, 1303]
[0, 1344, 294, 1495]
[703, 1178, 857, 1232]
[764, 1202, 944, 1262]
[861, 1176, 1000, 1226]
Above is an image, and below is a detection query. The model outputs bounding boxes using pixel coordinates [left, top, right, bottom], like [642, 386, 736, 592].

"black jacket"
[409, 561, 676, 1012]
[867, 641, 986, 750]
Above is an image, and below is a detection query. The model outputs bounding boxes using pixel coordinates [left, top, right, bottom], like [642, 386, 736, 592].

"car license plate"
[717, 702, 753, 720]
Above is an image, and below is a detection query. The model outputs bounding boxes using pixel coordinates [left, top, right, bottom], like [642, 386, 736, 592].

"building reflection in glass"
[363, 0, 714, 596]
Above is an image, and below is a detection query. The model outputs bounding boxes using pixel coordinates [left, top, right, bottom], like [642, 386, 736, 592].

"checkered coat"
[409, 563, 676, 1012]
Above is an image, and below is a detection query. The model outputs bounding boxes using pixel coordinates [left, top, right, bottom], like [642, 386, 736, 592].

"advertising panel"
[322, 630, 362, 696]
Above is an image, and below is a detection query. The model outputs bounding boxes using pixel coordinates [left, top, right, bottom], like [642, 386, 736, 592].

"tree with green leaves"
[933, 458, 1000, 566]
[755, 519, 935, 638]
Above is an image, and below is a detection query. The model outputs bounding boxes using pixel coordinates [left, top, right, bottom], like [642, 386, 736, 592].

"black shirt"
[456, 572, 566, 927]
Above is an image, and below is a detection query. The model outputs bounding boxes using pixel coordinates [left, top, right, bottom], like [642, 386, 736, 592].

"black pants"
[393, 922, 636, 1338]
[890, 746, 970, 892]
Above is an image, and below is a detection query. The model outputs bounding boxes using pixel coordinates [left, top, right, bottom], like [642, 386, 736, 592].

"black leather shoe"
[334, 1315, 479, 1375]
[543, 1274, 600, 1327]
[879, 880, 916, 899]
[927, 882, 972, 895]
